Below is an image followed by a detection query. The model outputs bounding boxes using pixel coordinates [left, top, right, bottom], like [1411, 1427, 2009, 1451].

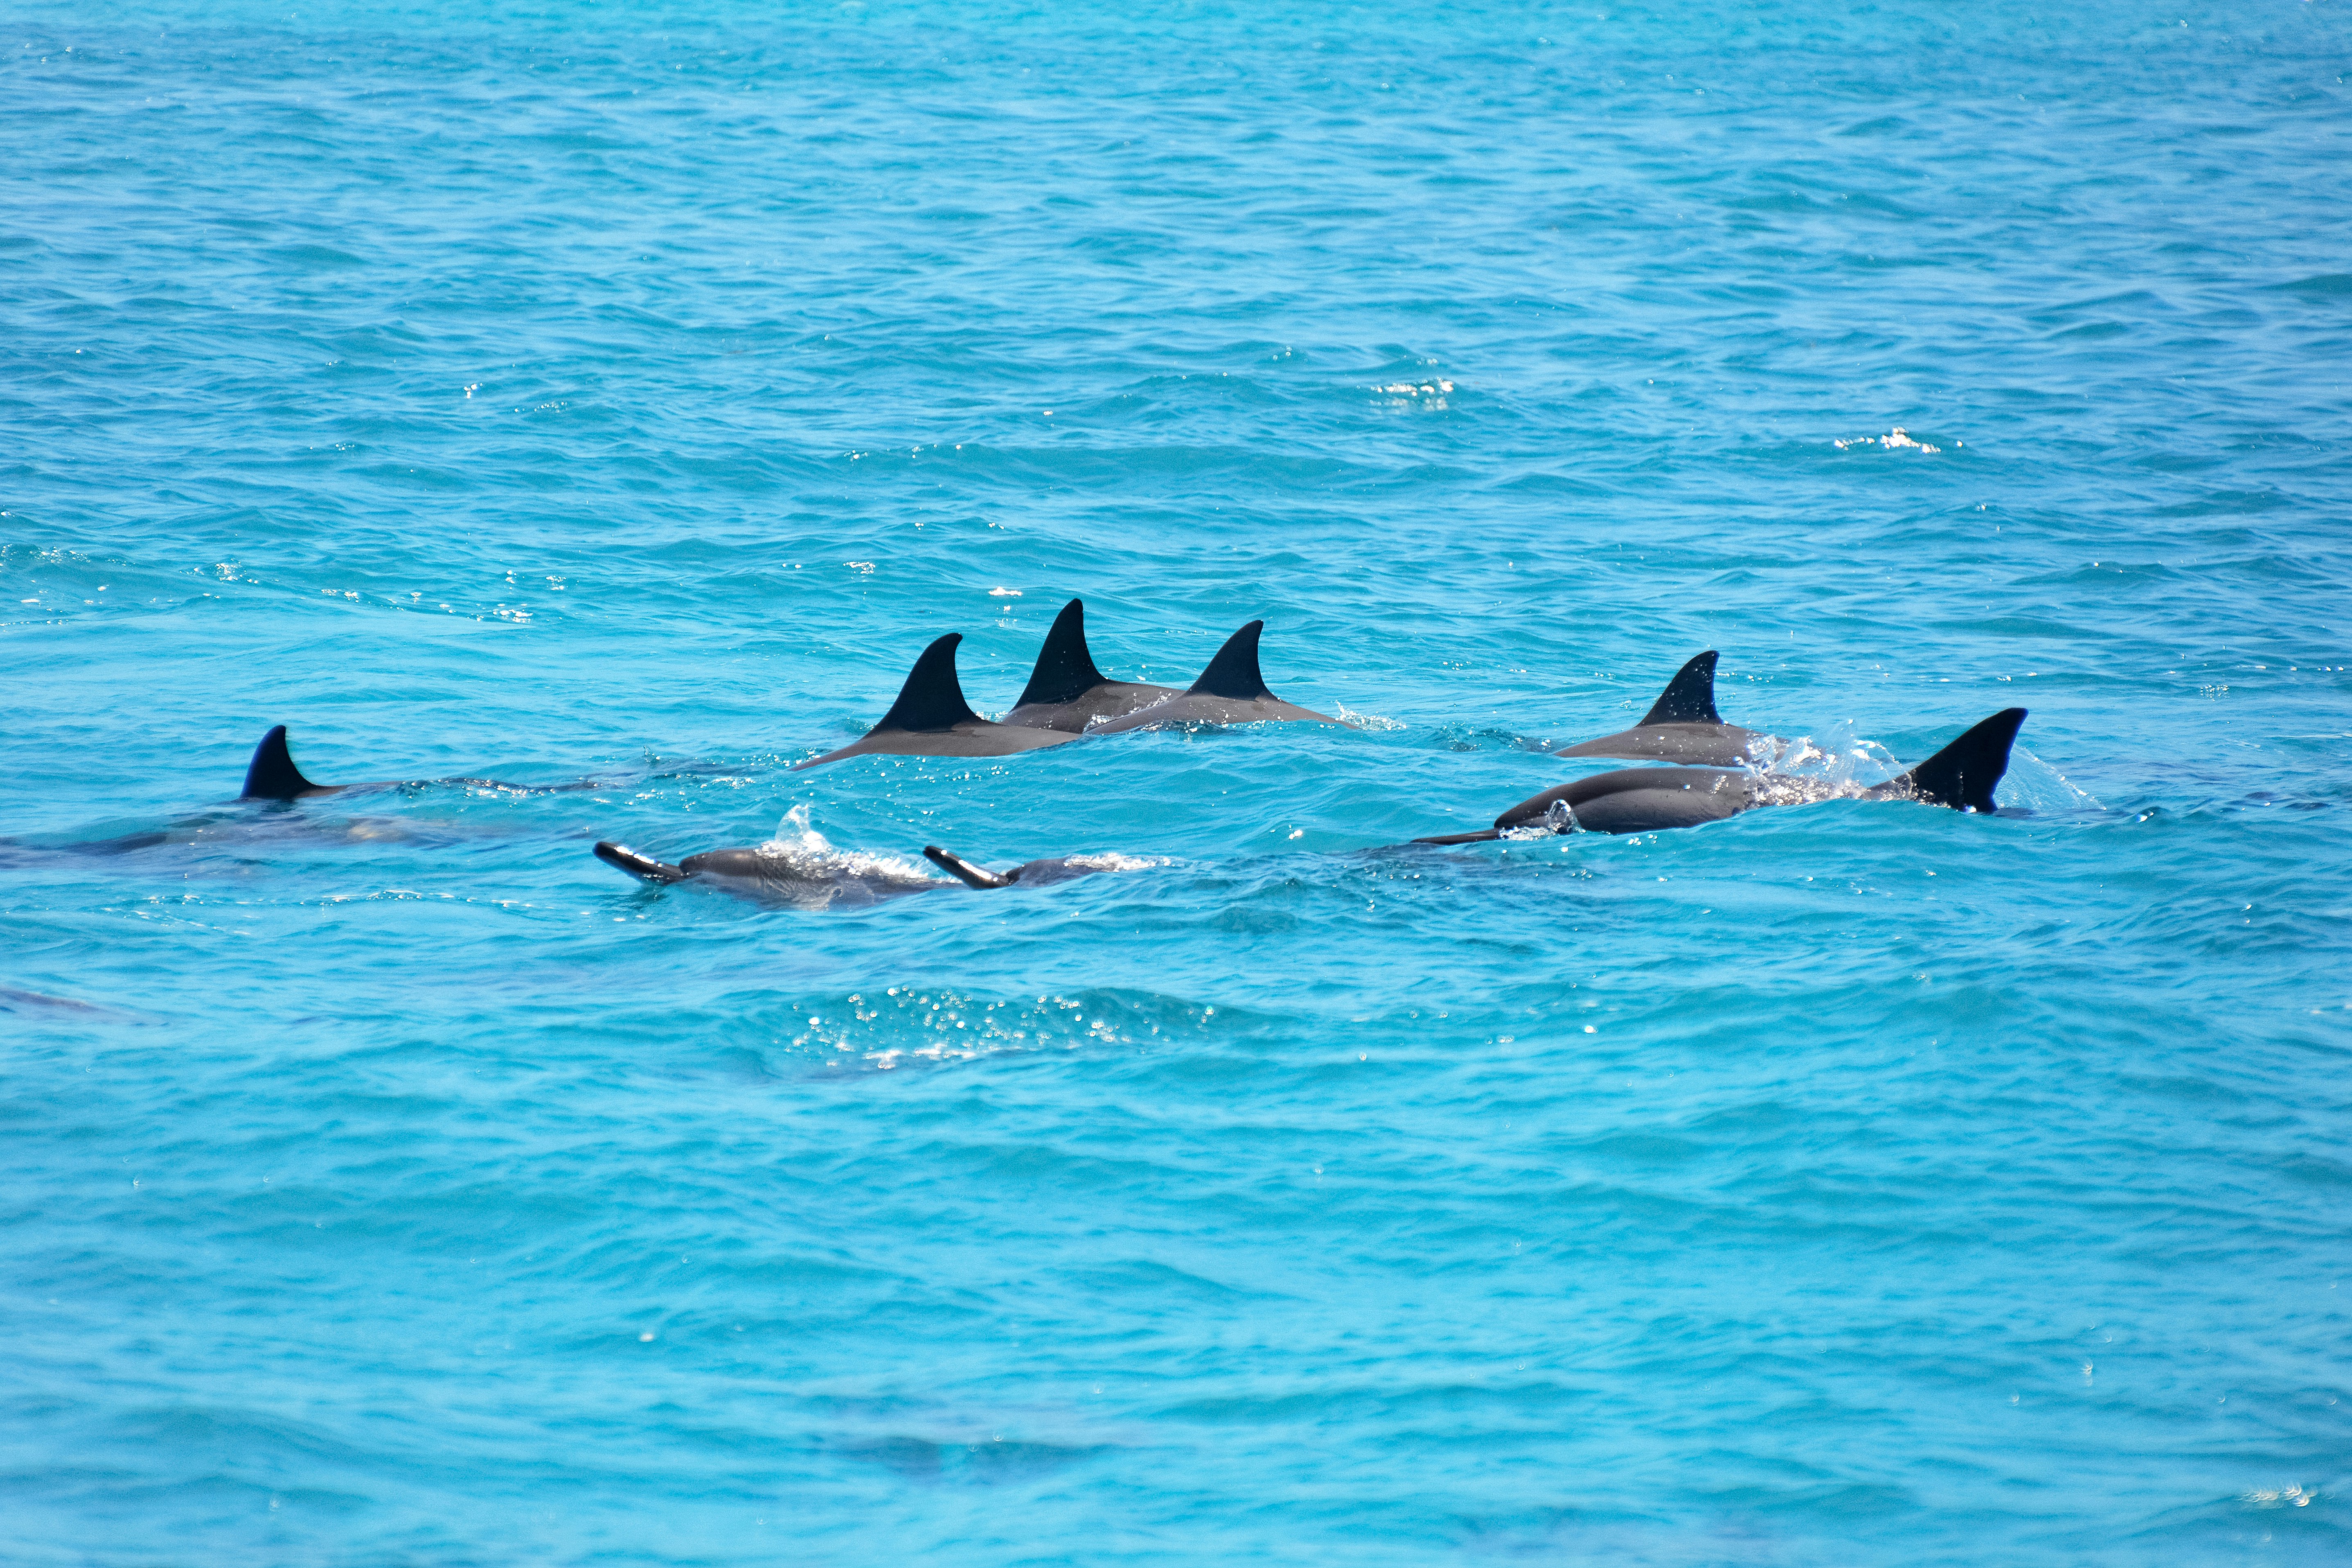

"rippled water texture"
[5, 2, 2350, 1562]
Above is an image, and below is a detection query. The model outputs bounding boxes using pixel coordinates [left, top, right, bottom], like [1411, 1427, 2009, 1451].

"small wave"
[744, 805, 950, 909]
[2000, 747, 2100, 812]
[1057, 852, 1167, 874]
[1833, 425, 1955, 453]
[1755, 723, 1904, 789]
[1367, 378, 1453, 410]
[1334, 705, 1405, 731]
[1742, 722, 2077, 814]
[789, 985, 1193, 1069]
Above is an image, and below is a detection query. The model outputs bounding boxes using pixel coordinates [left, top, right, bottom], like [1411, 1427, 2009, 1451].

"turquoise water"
[6, 1, 2350, 1561]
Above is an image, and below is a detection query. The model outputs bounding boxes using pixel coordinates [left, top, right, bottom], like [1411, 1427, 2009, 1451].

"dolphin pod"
[998, 598, 1183, 732]
[588, 640, 2030, 905]
[595, 707, 2030, 906]
[791, 601, 1337, 769]
[1415, 708, 2026, 843]
[67, 623, 2032, 907]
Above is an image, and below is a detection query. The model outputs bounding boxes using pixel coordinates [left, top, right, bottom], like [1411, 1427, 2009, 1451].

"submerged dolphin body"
[2, 728, 514, 868]
[793, 633, 1080, 770]
[1085, 620, 1339, 733]
[998, 599, 1183, 733]
[0, 806, 445, 868]
[1418, 708, 2028, 842]
[1551, 651, 1781, 766]
[0, 725, 593, 865]
[591, 836, 1120, 907]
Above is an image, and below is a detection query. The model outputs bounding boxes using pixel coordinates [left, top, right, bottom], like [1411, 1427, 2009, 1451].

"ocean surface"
[5, 2, 2349, 1562]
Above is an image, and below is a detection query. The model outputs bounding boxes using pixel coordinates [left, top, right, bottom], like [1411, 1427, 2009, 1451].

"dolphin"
[238, 724, 604, 799]
[793, 633, 1081, 770]
[1417, 708, 2027, 842]
[1550, 651, 1782, 766]
[591, 837, 1120, 906]
[998, 599, 1182, 733]
[1084, 620, 1339, 733]
[1, 727, 613, 873]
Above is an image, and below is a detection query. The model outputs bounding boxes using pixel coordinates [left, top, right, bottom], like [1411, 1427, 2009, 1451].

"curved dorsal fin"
[241, 725, 322, 800]
[1014, 599, 1108, 708]
[872, 633, 983, 733]
[924, 845, 1014, 889]
[1638, 650, 1723, 727]
[1187, 620, 1275, 700]
[1886, 708, 2026, 813]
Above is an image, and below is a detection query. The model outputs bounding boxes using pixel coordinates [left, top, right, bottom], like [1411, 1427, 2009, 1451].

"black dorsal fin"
[241, 725, 322, 800]
[924, 845, 1014, 889]
[1638, 650, 1723, 727]
[1885, 708, 2026, 812]
[1187, 620, 1275, 700]
[872, 633, 984, 733]
[1014, 599, 1109, 708]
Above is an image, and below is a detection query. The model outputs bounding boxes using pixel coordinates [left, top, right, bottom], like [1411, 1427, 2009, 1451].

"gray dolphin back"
[1086, 618, 1336, 730]
[1550, 650, 1775, 766]
[1497, 766, 1750, 834]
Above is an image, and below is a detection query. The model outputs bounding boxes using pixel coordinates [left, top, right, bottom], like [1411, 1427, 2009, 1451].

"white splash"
[1057, 851, 1166, 873]
[743, 805, 949, 909]
[1835, 425, 1949, 453]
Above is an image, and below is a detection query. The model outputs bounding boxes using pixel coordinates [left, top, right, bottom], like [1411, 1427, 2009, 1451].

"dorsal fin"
[1187, 620, 1275, 700]
[241, 725, 322, 800]
[1638, 650, 1723, 727]
[1014, 599, 1109, 708]
[871, 633, 984, 733]
[1884, 708, 2026, 812]
[924, 845, 1014, 889]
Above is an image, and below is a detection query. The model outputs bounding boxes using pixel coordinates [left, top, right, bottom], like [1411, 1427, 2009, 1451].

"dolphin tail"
[241, 725, 324, 800]
[1014, 599, 1110, 709]
[923, 845, 1017, 889]
[1881, 708, 2028, 812]
[594, 840, 692, 883]
[1412, 828, 1506, 845]
[1637, 650, 1723, 727]
[1187, 620, 1277, 700]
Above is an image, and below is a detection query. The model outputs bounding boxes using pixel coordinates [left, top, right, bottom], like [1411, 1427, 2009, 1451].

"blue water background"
[5, 2, 2350, 1561]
